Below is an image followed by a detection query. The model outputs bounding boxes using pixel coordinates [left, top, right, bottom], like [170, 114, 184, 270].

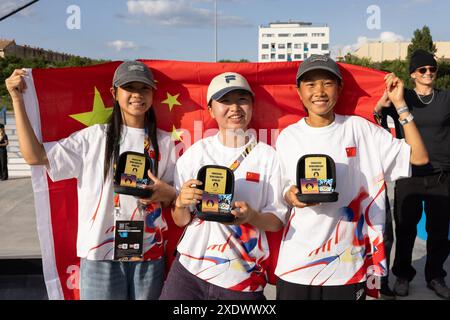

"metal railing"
[0, 107, 6, 125]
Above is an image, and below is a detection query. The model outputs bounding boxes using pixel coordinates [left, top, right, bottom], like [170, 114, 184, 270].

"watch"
[399, 113, 414, 126]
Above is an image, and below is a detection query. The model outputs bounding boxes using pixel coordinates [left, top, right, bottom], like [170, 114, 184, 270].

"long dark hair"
[103, 93, 159, 182]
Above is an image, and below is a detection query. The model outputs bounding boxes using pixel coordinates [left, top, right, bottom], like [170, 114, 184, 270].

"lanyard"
[229, 138, 257, 172]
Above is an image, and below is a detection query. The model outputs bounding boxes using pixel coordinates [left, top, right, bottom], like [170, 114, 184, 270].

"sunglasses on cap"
[417, 66, 437, 74]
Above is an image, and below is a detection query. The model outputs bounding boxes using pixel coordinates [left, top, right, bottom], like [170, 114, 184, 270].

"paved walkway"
[0, 178, 448, 300]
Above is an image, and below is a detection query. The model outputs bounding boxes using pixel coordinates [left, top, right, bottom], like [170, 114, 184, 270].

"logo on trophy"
[296, 154, 338, 203]
[113, 151, 154, 198]
[195, 165, 235, 223]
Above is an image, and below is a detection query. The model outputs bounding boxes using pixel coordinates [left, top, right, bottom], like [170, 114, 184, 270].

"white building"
[258, 21, 330, 62]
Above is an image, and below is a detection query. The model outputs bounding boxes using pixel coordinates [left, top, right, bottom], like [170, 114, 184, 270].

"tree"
[407, 26, 437, 61]
[218, 59, 250, 63]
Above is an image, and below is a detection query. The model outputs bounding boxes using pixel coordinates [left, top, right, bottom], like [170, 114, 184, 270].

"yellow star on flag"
[171, 125, 184, 142]
[162, 93, 182, 111]
[70, 87, 113, 127]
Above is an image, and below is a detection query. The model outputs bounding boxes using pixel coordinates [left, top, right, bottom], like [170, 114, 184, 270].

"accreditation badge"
[113, 220, 144, 261]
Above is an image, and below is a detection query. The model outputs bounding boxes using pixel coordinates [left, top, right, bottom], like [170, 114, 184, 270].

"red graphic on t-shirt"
[246, 172, 260, 183]
[346, 147, 357, 158]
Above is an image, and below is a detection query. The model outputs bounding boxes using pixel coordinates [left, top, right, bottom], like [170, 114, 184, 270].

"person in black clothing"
[374, 91, 403, 300]
[0, 123, 8, 180]
[375, 50, 450, 300]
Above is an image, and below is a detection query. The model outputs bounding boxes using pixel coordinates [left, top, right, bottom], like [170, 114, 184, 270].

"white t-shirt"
[44, 124, 176, 261]
[175, 133, 287, 292]
[275, 114, 411, 286]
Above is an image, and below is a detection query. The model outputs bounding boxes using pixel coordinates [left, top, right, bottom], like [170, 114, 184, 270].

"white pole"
[214, 0, 218, 62]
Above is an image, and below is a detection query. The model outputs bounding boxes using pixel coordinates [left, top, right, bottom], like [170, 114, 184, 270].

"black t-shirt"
[0, 134, 8, 150]
[381, 89, 450, 176]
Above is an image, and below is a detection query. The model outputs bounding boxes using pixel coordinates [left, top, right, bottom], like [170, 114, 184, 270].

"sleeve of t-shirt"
[371, 123, 411, 182]
[173, 150, 195, 195]
[275, 133, 294, 201]
[158, 134, 176, 185]
[43, 130, 85, 182]
[260, 156, 289, 225]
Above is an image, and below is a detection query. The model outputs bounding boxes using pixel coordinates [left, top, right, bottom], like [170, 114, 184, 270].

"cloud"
[332, 31, 406, 58]
[126, 0, 252, 28]
[107, 40, 139, 51]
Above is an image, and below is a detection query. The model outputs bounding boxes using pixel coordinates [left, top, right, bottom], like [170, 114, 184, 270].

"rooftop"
[260, 21, 328, 28]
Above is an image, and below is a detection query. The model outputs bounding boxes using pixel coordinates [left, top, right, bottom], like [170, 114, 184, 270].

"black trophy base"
[196, 211, 236, 223]
[114, 185, 153, 198]
[296, 192, 339, 203]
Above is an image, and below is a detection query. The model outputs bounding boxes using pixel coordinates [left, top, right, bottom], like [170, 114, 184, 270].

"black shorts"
[276, 277, 366, 300]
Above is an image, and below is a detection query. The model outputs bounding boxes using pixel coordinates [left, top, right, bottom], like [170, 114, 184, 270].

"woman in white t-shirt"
[275, 55, 429, 300]
[5, 61, 177, 300]
[159, 72, 287, 300]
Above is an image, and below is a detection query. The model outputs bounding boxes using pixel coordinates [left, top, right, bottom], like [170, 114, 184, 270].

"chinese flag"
[23, 60, 386, 299]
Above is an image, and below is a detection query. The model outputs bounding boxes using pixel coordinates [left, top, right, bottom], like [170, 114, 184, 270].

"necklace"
[414, 89, 435, 105]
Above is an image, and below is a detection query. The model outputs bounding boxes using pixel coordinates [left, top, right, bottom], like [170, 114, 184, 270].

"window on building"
[322, 43, 329, 50]
[311, 43, 318, 49]
[293, 33, 308, 37]
[262, 33, 274, 37]
[287, 53, 292, 61]
[294, 54, 302, 60]
[278, 43, 286, 49]
[287, 43, 292, 49]
[278, 33, 290, 37]
[304, 43, 309, 51]
[271, 53, 276, 59]
[294, 43, 302, 49]
[312, 33, 326, 37]
[262, 44, 269, 49]
[261, 54, 269, 60]
[304, 53, 308, 59]
[278, 54, 286, 59]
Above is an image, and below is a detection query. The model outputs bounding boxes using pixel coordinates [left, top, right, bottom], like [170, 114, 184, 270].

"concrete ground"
[0, 177, 448, 300]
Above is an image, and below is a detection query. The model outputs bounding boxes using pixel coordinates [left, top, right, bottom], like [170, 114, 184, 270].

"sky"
[0, 0, 449, 62]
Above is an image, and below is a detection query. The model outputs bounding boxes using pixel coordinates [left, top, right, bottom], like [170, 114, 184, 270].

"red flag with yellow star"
[23, 60, 386, 299]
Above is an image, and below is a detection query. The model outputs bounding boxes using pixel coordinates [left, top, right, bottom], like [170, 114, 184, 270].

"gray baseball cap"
[112, 60, 156, 89]
[296, 54, 342, 86]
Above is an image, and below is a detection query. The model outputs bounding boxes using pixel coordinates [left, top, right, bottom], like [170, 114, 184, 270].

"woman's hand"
[384, 73, 406, 108]
[138, 170, 176, 207]
[5, 69, 28, 100]
[173, 179, 203, 209]
[285, 185, 319, 208]
[228, 201, 257, 225]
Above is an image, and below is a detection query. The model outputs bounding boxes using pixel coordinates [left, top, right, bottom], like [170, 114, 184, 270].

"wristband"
[396, 106, 409, 115]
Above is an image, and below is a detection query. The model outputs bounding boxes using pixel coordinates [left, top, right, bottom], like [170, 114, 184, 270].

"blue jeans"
[80, 258, 164, 300]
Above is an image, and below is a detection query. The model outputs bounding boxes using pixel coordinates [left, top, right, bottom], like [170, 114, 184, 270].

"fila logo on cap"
[225, 75, 237, 83]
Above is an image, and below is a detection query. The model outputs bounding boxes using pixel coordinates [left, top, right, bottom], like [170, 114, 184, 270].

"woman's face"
[111, 81, 154, 124]
[297, 70, 342, 119]
[411, 65, 437, 87]
[208, 90, 253, 133]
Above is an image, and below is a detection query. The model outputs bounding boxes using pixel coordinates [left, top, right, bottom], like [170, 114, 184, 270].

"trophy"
[296, 154, 338, 203]
[113, 151, 154, 198]
[195, 165, 235, 223]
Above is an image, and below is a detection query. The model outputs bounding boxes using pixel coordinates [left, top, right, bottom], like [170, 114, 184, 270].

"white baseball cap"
[207, 72, 254, 105]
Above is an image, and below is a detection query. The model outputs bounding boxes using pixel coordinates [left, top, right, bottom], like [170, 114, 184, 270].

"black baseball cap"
[296, 54, 342, 86]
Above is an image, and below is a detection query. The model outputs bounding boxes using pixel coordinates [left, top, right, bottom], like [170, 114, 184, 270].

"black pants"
[392, 173, 450, 283]
[0, 148, 7, 180]
[276, 278, 366, 300]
